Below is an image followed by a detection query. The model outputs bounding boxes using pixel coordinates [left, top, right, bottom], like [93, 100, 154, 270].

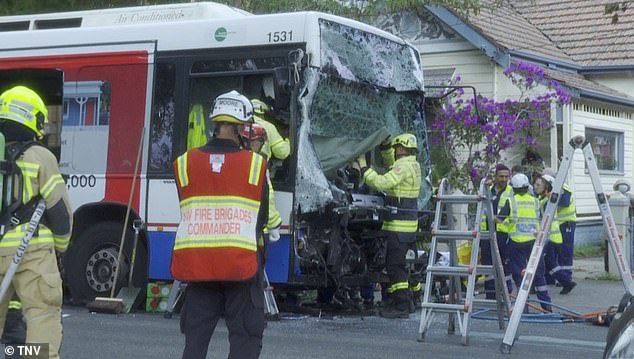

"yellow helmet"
[210, 90, 253, 124]
[250, 98, 269, 116]
[392, 133, 417, 150]
[0, 86, 48, 139]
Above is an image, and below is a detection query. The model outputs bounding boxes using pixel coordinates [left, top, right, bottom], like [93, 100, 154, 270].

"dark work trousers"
[1, 306, 26, 359]
[508, 240, 552, 311]
[180, 271, 265, 359]
[559, 222, 576, 281]
[480, 232, 513, 299]
[408, 242, 423, 292]
[386, 232, 410, 306]
[544, 241, 573, 286]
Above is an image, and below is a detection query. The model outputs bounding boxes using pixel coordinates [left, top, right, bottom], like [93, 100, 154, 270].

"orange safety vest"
[171, 147, 266, 281]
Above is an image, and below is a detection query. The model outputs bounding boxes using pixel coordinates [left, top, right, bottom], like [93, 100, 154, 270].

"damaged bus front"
[266, 18, 432, 296]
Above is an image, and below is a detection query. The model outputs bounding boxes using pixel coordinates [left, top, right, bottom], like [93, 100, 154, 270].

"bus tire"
[64, 221, 148, 306]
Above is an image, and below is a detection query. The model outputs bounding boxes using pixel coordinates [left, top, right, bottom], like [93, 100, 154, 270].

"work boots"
[407, 290, 422, 313]
[380, 291, 409, 319]
[412, 290, 422, 309]
[560, 281, 577, 295]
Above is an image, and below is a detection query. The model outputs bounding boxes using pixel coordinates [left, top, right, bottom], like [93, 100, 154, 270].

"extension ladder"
[501, 135, 634, 353]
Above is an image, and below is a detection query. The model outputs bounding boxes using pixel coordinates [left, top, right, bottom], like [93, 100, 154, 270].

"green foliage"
[573, 243, 604, 259]
[0, 0, 500, 18]
[596, 271, 620, 281]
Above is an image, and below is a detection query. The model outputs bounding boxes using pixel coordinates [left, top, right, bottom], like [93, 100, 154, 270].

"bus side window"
[150, 63, 176, 173]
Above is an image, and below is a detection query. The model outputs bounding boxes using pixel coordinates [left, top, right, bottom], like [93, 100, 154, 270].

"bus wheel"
[64, 221, 148, 306]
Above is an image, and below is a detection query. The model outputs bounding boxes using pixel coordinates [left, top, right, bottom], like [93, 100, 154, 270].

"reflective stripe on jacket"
[507, 192, 540, 243]
[557, 184, 576, 224]
[364, 155, 421, 233]
[482, 185, 512, 233]
[540, 196, 562, 244]
[254, 116, 290, 161]
[171, 148, 266, 281]
[0, 145, 72, 255]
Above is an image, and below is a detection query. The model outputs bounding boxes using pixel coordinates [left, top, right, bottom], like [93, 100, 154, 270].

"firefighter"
[535, 174, 576, 294]
[355, 133, 421, 319]
[250, 99, 290, 161]
[0, 85, 73, 359]
[480, 164, 513, 299]
[543, 167, 576, 290]
[172, 90, 268, 359]
[498, 173, 552, 312]
[240, 122, 281, 242]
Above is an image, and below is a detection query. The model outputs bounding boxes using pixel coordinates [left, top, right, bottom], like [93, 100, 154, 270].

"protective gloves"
[269, 226, 281, 242]
[356, 154, 367, 169]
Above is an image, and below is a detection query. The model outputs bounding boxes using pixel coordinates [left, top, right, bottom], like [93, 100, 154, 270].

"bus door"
[146, 49, 297, 282]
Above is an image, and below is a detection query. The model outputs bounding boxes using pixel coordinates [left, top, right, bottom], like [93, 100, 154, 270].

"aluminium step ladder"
[501, 135, 634, 353]
[418, 177, 511, 345]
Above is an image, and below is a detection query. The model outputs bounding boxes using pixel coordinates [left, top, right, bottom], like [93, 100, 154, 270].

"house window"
[585, 127, 623, 173]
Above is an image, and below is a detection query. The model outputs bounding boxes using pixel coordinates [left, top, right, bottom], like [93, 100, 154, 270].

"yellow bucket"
[457, 241, 473, 265]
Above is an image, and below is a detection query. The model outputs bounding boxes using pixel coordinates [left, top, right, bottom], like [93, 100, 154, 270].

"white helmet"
[542, 167, 556, 177]
[510, 173, 530, 189]
[541, 174, 555, 190]
[210, 90, 253, 124]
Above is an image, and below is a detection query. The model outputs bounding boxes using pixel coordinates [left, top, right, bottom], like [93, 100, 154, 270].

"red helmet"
[240, 123, 267, 141]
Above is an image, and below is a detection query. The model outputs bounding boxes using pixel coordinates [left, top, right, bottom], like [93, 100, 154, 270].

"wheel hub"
[85, 247, 127, 293]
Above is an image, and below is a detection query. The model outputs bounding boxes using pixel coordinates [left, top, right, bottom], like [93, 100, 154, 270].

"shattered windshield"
[294, 19, 431, 213]
[319, 19, 424, 91]
[296, 68, 432, 213]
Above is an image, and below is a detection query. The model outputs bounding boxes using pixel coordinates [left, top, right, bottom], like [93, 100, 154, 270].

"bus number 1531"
[267, 31, 292, 43]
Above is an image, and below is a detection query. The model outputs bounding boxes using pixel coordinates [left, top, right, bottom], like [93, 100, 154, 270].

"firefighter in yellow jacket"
[355, 133, 421, 319]
[240, 122, 282, 242]
[172, 90, 268, 359]
[250, 99, 290, 161]
[0, 86, 73, 359]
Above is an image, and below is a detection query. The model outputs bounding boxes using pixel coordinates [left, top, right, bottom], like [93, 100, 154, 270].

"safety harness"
[0, 141, 42, 238]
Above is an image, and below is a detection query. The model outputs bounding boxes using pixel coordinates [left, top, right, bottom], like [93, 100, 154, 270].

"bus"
[0, 2, 432, 306]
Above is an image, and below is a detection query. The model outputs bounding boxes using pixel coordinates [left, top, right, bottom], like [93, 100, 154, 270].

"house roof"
[545, 68, 634, 107]
[465, 1, 573, 64]
[512, 0, 634, 67]
[425, 1, 634, 107]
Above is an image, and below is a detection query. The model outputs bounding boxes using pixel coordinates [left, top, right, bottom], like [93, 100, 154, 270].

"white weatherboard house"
[376, 0, 634, 243]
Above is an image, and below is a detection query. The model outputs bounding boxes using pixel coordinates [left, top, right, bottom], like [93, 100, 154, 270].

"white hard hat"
[210, 90, 253, 124]
[542, 174, 555, 186]
[542, 167, 556, 177]
[510, 173, 530, 189]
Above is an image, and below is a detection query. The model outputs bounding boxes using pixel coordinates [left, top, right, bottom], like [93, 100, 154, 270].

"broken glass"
[319, 19, 424, 92]
[294, 19, 432, 213]
[295, 68, 432, 213]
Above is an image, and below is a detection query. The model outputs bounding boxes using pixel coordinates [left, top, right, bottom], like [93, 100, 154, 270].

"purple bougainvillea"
[431, 61, 571, 191]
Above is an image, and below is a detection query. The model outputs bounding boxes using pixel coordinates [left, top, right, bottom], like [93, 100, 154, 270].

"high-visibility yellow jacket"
[364, 155, 421, 233]
[481, 184, 513, 233]
[0, 145, 73, 256]
[505, 192, 540, 243]
[539, 196, 562, 244]
[556, 184, 576, 224]
[254, 115, 289, 161]
[187, 104, 207, 150]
